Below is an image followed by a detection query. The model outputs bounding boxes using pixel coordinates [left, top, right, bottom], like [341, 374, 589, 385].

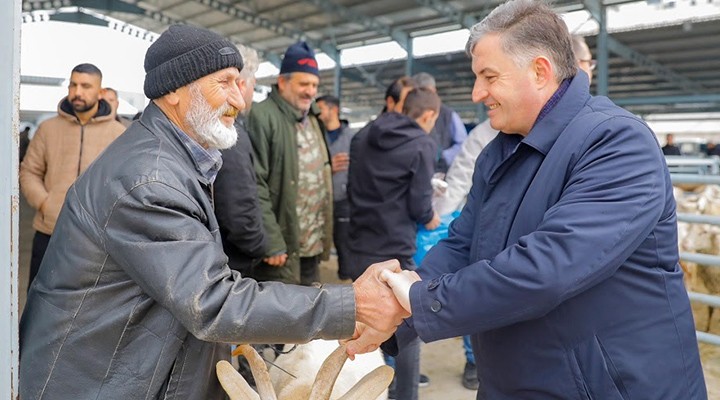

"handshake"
[344, 260, 421, 359]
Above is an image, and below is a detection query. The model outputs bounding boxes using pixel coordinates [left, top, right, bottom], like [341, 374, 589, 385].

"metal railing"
[672, 173, 720, 347]
[666, 156, 720, 176]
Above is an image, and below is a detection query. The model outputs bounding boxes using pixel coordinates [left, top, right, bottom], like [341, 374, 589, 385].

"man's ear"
[532, 56, 553, 87]
[277, 74, 289, 92]
[417, 109, 437, 133]
[164, 90, 181, 106]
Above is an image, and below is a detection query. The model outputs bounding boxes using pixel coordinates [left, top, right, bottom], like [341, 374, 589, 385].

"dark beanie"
[143, 24, 244, 99]
[279, 41, 319, 76]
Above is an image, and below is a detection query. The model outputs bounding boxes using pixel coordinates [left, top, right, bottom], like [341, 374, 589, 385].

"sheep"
[217, 343, 393, 400]
[268, 340, 388, 400]
[675, 184, 720, 333]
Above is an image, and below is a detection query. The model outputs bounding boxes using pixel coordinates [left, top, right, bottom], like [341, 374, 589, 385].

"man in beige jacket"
[20, 63, 125, 291]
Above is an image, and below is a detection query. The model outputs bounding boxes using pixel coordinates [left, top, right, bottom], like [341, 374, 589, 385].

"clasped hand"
[345, 260, 421, 358]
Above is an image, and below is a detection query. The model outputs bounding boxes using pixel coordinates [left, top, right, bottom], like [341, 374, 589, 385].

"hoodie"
[348, 112, 437, 258]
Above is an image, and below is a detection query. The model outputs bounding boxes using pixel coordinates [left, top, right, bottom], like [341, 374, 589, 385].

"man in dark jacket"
[349, 1, 707, 399]
[348, 88, 441, 400]
[316, 94, 355, 280]
[214, 44, 266, 275]
[18, 25, 408, 400]
[348, 88, 441, 277]
[663, 133, 682, 155]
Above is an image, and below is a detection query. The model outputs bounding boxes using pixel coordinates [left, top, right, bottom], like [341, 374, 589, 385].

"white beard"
[185, 83, 238, 149]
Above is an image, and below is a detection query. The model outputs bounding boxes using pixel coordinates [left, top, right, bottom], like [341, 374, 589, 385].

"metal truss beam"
[582, 0, 706, 95]
[302, 0, 410, 50]
[22, 0, 285, 65]
[605, 37, 707, 94]
[412, 0, 480, 30]
[193, 0, 340, 62]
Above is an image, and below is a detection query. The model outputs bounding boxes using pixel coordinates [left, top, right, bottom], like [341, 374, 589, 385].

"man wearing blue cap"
[247, 41, 333, 286]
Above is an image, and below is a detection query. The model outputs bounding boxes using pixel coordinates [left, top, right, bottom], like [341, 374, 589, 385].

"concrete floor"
[16, 195, 719, 398]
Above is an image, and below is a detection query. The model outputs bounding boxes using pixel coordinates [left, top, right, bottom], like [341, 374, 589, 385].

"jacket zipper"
[77, 124, 85, 177]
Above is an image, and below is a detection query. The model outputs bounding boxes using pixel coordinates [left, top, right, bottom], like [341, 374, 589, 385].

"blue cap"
[279, 41, 319, 76]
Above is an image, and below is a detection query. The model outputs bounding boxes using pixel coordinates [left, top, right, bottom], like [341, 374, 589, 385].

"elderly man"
[412, 72, 467, 173]
[247, 41, 332, 286]
[19, 25, 407, 400]
[349, 1, 707, 398]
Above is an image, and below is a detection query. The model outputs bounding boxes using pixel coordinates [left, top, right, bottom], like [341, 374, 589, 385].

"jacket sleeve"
[103, 181, 355, 343]
[214, 137, 267, 258]
[19, 127, 49, 210]
[246, 111, 287, 256]
[441, 111, 468, 167]
[411, 117, 668, 342]
[435, 122, 497, 215]
[407, 139, 437, 225]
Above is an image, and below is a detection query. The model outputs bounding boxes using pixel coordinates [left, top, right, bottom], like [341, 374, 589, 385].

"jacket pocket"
[567, 335, 628, 400]
[41, 189, 66, 228]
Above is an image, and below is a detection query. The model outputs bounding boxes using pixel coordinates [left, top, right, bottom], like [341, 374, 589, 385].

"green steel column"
[405, 39, 414, 77]
[334, 52, 342, 98]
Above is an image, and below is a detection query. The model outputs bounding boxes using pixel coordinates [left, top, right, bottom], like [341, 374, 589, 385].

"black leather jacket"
[19, 102, 355, 400]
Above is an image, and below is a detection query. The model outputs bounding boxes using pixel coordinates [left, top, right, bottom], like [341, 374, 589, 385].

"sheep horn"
[235, 344, 278, 400]
[216, 360, 261, 400]
[307, 344, 350, 400]
[337, 365, 394, 400]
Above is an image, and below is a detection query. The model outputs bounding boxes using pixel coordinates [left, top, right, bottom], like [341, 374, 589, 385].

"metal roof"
[20, 0, 720, 121]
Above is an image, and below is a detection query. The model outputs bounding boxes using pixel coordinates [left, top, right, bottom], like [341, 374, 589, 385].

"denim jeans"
[463, 335, 475, 365]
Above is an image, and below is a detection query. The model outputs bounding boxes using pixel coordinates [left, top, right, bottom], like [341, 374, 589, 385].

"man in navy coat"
[346, 0, 707, 398]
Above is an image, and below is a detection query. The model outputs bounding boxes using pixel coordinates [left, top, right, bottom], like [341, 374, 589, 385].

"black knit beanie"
[143, 24, 244, 99]
[279, 41, 319, 76]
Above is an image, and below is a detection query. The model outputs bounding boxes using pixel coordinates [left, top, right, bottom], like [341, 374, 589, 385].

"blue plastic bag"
[414, 211, 460, 266]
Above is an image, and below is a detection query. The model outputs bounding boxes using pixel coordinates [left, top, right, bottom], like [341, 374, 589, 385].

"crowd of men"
[17, 0, 708, 399]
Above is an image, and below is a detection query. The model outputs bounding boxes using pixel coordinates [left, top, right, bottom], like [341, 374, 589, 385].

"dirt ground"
[16, 195, 720, 398]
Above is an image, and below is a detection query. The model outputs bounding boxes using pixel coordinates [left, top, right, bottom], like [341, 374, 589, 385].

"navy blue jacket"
[348, 112, 436, 259]
[401, 74, 706, 399]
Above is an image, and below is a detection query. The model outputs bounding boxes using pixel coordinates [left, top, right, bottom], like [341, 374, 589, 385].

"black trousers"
[333, 200, 352, 280]
[28, 231, 52, 292]
[300, 255, 320, 286]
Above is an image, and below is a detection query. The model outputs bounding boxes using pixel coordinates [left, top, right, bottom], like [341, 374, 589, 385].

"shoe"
[419, 373, 430, 388]
[462, 361, 479, 390]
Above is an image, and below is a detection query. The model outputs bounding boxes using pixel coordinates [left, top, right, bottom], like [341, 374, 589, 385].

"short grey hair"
[237, 44, 259, 80]
[571, 34, 591, 61]
[412, 72, 436, 90]
[465, 0, 577, 82]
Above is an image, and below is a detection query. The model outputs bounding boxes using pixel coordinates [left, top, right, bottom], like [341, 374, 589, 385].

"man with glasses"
[572, 34, 597, 83]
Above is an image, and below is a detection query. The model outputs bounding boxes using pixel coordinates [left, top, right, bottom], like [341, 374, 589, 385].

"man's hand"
[353, 260, 410, 333]
[331, 152, 350, 174]
[424, 211, 441, 230]
[264, 253, 288, 267]
[380, 269, 420, 313]
[342, 322, 395, 360]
